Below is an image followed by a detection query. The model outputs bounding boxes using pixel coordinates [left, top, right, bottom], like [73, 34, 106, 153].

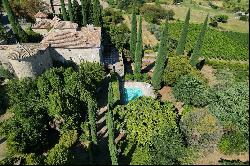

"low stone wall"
[124, 82, 156, 99]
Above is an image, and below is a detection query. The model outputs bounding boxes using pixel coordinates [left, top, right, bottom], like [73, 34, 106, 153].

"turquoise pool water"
[124, 87, 143, 103]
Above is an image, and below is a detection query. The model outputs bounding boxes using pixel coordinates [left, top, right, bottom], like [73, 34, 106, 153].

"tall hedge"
[80, 0, 87, 26]
[189, 14, 209, 67]
[93, 0, 102, 26]
[68, 0, 74, 22]
[176, 8, 190, 55]
[130, 10, 137, 61]
[151, 18, 169, 90]
[60, 0, 68, 21]
[134, 15, 143, 75]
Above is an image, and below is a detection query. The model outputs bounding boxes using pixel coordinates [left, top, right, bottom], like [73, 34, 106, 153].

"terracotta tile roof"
[32, 16, 61, 29]
[32, 19, 53, 29]
[53, 21, 78, 29]
[0, 45, 9, 50]
[34, 11, 48, 18]
[41, 25, 101, 48]
[6, 43, 48, 60]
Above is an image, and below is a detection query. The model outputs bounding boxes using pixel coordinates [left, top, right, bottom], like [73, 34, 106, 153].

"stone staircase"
[96, 106, 108, 139]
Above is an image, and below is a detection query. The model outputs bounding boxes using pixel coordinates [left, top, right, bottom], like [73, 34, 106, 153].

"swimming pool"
[124, 87, 143, 104]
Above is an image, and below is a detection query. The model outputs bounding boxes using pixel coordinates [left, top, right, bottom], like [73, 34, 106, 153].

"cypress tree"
[189, 14, 209, 67]
[2, 0, 28, 42]
[80, 0, 87, 26]
[151, 18, 169, 90]
[87, 98, 97, 145]
[106, 82, 118, 165]
[176, 8, 190, 55]
[134, 15, 143, 75]
[60, 0, 68, 21]
[129, 10, 137, 61]
[72, 0, 80, 24]
[93, 0, 102, 26]
[68, 0, 74, 22]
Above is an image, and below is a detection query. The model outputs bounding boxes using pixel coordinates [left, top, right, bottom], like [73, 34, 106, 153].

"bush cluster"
[173, 74, 210, 107]
[163, 55, 204, 86]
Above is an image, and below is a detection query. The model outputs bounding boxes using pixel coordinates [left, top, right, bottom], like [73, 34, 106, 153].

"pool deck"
[124, 82, 156, 99]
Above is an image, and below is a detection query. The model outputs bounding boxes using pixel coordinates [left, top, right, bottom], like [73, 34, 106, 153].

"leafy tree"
[129, 10, 137, 61]
[140, 4, 167, 24]
[2, 0, 28, 42]
[45, 130, 78, 165]
[68, 0, 74, 22]
[60, 0, 68, 21]
[80, 0, 87, 26]
[151, 17, 169, 90]
[0, 62, 104, 159]
[189, 14, 209, 67]
[176, 8, 190, 55]
[105, 23, 130, 53]
[93, 0, 102, 26]
[180, 108, 223, 153]
[113, 97, 177, 155]
[134, 15, 143, 75]
[9, 0, 49, 22]
[173, 74, 210, 107]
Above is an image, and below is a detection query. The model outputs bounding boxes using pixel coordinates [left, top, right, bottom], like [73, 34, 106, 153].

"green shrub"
[219, 131, 248, 155]
[180, 108, 223, 153]
[214, 15, 229, 23]
[140, 4, 168, 24]
[0, 66, 13, 79]
[173, 74, 210, 107]
[25, 27, 43, 43]
[163, 55, 204, 86]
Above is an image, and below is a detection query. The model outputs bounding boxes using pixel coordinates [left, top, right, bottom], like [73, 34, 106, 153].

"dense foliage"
[180, 108, 223, 153]
[0, 62, 105, 162]
[140, 4, 168, 24]
[162, 55, 204, 86]
[173, 74, 210, 107]
[208, 83, 249, 154]
[113, 97, 177, 154]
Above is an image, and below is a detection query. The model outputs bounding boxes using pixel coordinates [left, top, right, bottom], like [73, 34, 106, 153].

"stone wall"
[9, 49, 53, 79]
[50, 47, 102, 64]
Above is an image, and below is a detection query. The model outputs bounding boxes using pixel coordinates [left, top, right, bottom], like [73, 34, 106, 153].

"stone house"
[0, 44, 52, 79]
[41, 24, 102, 65]
[1, 18, 102, 79]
